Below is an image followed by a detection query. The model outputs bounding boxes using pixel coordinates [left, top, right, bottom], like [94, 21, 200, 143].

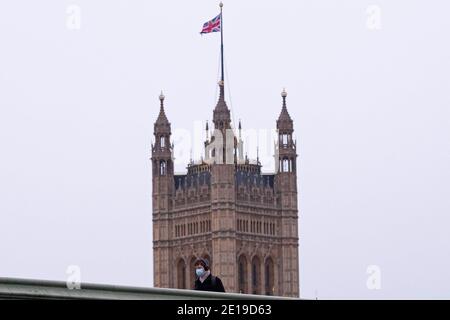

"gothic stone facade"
[152, 83, 299, 297]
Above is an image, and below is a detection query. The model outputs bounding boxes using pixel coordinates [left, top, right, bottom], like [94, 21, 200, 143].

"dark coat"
[194, 274, 225, 292]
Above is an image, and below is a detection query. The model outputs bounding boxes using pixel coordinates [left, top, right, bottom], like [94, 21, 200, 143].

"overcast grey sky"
[0, 0, 449, 299]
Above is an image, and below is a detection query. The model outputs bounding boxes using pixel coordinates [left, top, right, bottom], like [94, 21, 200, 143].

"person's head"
[194, 258, 209, 277]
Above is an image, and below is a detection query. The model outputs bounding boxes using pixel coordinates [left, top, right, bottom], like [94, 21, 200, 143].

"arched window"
[282, 158, 289, 172]
[177, 259, 186, 289]
[160, 160, 167, 176]
[282, 134, 289, 146]
[238, 255, 248, 293]
[265, 258, 275, 295]
[160, 136, 166, 148]
[251, 256, 261, 294]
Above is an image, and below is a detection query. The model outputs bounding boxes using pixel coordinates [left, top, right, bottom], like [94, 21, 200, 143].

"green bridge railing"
[0, 277, 298, 300]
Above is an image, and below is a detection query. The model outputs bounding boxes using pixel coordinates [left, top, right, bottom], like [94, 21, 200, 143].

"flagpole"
[220, 2, 224, 83]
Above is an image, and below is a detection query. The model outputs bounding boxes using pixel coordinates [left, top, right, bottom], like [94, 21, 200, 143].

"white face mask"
[196, 267, 206, 277]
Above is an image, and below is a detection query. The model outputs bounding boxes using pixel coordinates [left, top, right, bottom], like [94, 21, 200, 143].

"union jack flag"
[200, 14, 221, 34]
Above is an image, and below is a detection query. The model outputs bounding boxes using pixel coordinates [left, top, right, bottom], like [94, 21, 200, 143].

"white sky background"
[0, 0, 449, 299]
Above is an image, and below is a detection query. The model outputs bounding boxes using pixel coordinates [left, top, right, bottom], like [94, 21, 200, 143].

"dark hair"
[194, 258, 210, 271]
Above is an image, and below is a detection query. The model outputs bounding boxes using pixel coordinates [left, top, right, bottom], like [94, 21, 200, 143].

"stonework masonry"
[152, 85, 299, 297]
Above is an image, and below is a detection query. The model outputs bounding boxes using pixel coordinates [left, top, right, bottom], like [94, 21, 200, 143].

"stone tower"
[275, 89, 299, 297]
[151, 84, 299, 297]
[151, 92, 174, 288]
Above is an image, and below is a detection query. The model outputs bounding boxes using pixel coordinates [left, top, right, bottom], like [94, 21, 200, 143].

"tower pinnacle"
[277, 88, 293, 131]
[213, 80, 231, 130]
[156, 91, 169, 125]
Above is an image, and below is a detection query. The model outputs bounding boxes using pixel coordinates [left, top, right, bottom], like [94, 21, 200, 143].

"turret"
[151, 91, 174, 288]
[276, 89, 296, 173]
[274, 88, 299, 297]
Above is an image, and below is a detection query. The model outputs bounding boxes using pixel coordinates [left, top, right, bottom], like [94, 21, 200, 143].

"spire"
[154, 91, 171, 137]
[277, 88, 293, 131]
[213, 80, 231, 129]
[238, 119, 242, 139]
[217, 80, 226, 106]
[205, 120, 210, 140]
[257, 146, 260, 164]
[152, 91, 172, 163]
[156, 91, 169, 125]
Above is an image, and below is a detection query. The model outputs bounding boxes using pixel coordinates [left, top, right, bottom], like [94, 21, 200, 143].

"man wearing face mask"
[193, 258, 226, 292]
